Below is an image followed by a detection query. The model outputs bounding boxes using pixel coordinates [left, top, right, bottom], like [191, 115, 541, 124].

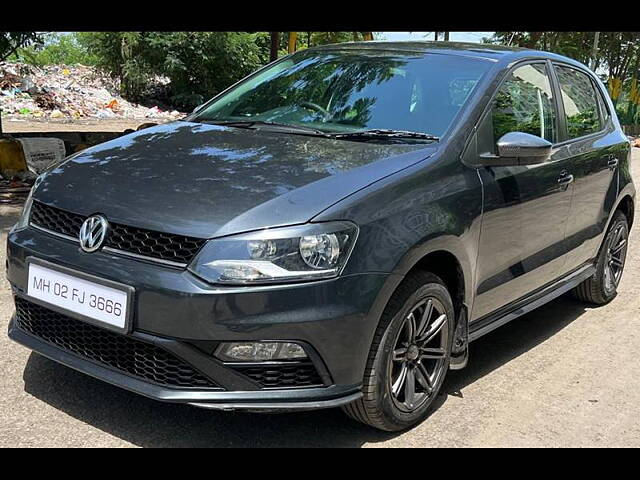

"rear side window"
[492, 63, 557, 143]
[554, 65, 603, 140]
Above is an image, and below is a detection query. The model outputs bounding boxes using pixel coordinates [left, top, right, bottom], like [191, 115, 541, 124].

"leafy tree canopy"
[77, 32, 270, 109]
[0, 32, 42, 62]
[9, 33, 98, 66]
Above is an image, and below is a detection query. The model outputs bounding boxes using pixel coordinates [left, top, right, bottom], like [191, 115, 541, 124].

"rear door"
[550, 63, 622, 269]
[471, 61, 575, 321]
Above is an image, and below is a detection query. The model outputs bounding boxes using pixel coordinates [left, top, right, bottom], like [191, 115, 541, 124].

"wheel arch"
[617, 194, 635, 229]
[599, 188, 635, 251]
[590, 188, 635, 263]
[406, 250, 466, 320]
[392, 237, 473, 311]
[369, 237, 474, 342]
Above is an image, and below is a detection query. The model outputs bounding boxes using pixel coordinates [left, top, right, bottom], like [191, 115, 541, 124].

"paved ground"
[1, 150, 639, 448]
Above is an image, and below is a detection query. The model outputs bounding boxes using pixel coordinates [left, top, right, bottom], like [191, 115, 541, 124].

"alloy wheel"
[388, 297, 449, 413]
[604, 222, 628, 293]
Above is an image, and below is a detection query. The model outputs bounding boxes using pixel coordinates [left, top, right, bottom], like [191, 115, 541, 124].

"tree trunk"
[526, 32, 542, 49]
[288, 32, 297, 54]
[270, 32, 280, 62]
[590, 32, 600, 71]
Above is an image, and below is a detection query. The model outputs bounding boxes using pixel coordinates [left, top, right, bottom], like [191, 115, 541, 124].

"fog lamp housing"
[215, 341, 308, 362]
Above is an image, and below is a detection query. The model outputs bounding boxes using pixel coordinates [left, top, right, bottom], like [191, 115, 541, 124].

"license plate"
[26, 259, 132, 332]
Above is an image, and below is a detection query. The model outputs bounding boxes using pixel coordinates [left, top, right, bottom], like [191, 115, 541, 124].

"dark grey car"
[6, 42, 634, 431]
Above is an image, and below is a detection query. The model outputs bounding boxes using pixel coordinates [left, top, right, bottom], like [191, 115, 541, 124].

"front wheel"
[573, 210, 629, 305]
[342, 272, 454, 431]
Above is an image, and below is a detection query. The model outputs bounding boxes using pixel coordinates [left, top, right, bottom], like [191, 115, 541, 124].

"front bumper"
[8, 317, 361, 410]
[6, 226, 393, 410]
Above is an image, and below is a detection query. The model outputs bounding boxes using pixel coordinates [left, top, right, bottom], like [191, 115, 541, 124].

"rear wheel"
[573, 210, 629, 305]
[342, 272, 454, 431]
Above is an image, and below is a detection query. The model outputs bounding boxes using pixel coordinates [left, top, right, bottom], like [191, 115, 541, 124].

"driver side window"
[492, 63, 557, 145]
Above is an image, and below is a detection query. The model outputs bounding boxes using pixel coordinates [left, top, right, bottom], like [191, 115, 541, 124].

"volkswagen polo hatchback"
[6, 42, 634, 431]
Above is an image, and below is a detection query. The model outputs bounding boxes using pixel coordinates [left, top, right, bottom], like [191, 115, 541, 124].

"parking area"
[1, 149, 639, 447]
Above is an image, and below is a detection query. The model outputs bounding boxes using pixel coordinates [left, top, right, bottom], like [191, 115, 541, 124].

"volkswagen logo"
[79, 215, 109, 253]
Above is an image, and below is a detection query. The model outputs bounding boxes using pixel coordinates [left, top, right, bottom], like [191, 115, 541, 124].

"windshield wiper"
[329, 129, 439, 142]
[201, 119, 329, 136]
[200, 121, 438, 142]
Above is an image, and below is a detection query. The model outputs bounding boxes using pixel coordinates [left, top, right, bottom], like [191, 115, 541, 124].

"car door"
[550, 63, 622, 269]
[471, 61, 575, 321]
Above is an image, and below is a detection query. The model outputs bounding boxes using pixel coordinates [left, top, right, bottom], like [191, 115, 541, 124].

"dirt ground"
[0, 150, 639, 448]
[2, 118, 163, 133]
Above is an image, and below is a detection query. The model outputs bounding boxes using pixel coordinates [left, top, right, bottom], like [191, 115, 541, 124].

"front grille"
[14, 297, 219, 390]
[30, 200, 84, 238]
[106, 223, 205, 265]
[30, 201, 206, 265]
[231, 363, 324, 389]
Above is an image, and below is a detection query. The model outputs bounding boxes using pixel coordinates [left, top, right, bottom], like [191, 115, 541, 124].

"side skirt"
[469, 263, 596, 342]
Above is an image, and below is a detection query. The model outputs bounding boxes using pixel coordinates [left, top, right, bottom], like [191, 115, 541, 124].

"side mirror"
[480, 132, 553, 167]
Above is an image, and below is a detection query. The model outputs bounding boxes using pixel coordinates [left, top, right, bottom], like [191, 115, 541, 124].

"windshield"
[192, 49, 493, 138]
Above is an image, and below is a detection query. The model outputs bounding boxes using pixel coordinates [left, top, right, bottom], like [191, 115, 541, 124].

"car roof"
[307, 41, 588, 70]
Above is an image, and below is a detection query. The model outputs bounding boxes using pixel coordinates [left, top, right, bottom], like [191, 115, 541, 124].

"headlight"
[188, 221, 358, 285]
[12, 187, 34, 231]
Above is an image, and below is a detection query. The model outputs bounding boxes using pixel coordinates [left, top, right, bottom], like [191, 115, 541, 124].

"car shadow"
[20, 293, 589, 447]
[443, 294, 589, 397]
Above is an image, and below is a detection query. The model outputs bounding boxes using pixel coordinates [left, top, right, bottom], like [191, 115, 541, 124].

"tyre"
[342, 271, 454, 431]
[573, 210, 629, 305]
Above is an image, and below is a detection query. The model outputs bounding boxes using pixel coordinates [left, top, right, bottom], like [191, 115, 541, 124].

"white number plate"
[27, 262, 130, 330]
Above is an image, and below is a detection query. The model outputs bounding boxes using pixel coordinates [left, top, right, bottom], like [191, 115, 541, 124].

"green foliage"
[309, 32, 367, 46]
[616, 97, 640, 125]
[4, 31, 375, 112]
[277, 32, 369, 52]
[0, 32, 42, 62]
[78, 32, 270, 109]
[157, 32, 270, 109]
[490, 32, 598, 65]
[489, 32, 640, 126]
[489, 32, 640, 83]
[10, 33, 98, 66]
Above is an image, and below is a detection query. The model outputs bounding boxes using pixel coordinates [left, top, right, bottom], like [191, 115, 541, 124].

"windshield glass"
[192, 49, 493, 138]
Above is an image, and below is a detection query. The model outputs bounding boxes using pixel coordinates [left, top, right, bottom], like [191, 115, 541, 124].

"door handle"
[607, 157, 619, 170]
[557, 172, 574, 186]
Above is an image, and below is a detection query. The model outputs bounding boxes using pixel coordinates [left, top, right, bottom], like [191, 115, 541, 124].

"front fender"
[314, 154, 483, 331]
[390, 234, 475, 307]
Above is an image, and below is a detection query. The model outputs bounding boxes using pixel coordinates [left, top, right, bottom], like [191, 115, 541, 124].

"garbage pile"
[0, 62, 185, 121]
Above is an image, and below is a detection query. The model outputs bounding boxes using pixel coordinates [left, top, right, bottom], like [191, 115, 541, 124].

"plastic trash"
[95, 109, 116, 118]
[0, 61, 186, 121]
[106, 99, 120, 111]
